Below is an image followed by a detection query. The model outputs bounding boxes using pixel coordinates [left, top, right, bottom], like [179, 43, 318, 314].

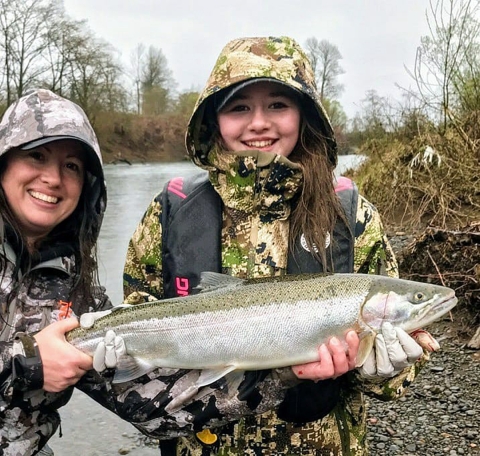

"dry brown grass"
[351, 128, 480, 232]
[351, 125, 480, 320]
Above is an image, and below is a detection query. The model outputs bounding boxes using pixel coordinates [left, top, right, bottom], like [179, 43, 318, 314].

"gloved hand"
[91, 329, 126, 372]
[80, 307, 129, 372]
[359, 322, 430, 378]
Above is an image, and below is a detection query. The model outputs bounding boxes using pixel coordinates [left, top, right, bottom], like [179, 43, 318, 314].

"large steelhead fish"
[66, 272, 457, 386]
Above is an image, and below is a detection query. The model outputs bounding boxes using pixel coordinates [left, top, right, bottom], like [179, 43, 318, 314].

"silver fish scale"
[69, 274, 374, 370]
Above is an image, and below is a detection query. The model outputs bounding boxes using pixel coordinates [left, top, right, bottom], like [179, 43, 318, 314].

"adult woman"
[0, 88, 109, 455]
[121, 36, 431, 455]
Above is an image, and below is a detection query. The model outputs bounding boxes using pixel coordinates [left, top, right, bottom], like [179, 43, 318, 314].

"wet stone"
[366, 326, 480, 456]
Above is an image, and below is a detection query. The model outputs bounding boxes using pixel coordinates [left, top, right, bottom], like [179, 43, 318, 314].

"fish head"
[360, 277, 458, 333]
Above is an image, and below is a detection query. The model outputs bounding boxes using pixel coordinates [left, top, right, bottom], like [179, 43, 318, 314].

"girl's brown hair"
[288, 115, 348, 270]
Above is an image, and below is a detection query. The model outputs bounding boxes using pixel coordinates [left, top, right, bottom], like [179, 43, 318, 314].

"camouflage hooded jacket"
[0, 89, 112, 456]
[122, 37, 425, 455]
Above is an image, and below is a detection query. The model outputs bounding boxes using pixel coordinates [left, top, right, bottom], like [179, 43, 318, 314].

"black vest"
[160, 172, 358, 298]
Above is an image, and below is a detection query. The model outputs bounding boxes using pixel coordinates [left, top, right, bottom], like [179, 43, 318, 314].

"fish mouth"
[414, 291, 458, 330]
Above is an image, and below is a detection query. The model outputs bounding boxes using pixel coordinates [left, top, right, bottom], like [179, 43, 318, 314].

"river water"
[49, 155, 364, 455]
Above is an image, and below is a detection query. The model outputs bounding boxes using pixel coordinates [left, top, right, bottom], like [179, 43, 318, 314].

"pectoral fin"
[195, 366, 238, 388]
[223, 370, 245, 395]
[112, 355, 156, 384]
[355, 331, 376, 367]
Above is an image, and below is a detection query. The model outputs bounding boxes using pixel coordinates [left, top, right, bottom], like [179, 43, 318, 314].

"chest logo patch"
[300, 232, 331, 252]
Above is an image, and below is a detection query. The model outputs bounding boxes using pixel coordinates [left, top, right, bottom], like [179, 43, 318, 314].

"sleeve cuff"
[11, 332, 44, 391]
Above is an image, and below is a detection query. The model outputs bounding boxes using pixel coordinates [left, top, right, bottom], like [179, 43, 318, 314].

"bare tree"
[129, 43, 146, 114]
[304, 37, 345, 101]
[354, 90, 392, 138]
[0, 0, 16, 105]
[67, 34, 125, 121]
[43, 13, 128, 119]
[0, 0, 59, 104]
[43, 24, 69, 95]
[141, 45, 176, 115]
[0, 0, 128, 118]
[11, 0, 52, 95]
[409, 0, 480, 128]
[42, 14, 88, 96]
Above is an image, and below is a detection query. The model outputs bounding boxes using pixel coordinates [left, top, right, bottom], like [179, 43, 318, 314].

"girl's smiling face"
[217, 81, 301, 157]
[1, 139, 85, 245]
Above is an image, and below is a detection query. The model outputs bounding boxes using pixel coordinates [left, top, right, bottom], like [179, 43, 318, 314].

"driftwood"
[468, 326, 480, 349]
[397, 222, 479, 348]
[111, 157, 132, 165]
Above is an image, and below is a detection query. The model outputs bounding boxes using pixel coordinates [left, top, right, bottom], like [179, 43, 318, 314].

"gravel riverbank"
[367, 316, 480, 456]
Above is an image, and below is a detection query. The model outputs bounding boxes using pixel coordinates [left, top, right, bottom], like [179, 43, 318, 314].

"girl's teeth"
[246, 140, 273, 148]
[30, 191, 58, 204]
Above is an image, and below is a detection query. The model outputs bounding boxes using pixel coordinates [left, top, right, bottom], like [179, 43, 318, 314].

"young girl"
[121, 36, 433, 455]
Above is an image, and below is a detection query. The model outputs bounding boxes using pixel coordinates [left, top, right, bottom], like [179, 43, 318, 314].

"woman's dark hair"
[0, 147, 102, 313]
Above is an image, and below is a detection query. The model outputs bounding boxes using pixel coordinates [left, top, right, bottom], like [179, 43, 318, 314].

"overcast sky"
[62, 0, 431, 118]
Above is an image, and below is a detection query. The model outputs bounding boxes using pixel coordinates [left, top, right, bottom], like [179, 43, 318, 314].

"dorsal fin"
[195, 271, 245, 293]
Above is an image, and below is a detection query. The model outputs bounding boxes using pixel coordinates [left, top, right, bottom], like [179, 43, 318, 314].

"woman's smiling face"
[1, 139, 85, 245]
[217, 81, 301, 157]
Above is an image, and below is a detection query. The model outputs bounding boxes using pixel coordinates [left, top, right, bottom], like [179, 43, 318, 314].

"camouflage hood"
[186, 36, 337, 169]
[0, 89, 107, 240]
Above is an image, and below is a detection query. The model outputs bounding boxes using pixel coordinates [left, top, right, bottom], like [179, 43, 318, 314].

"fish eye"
[413, 292, 425, 302]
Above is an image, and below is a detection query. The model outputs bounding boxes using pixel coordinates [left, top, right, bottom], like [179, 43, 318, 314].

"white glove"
[359, 322, 424, 378]
[91, 329, 126, 372]
[80, 307, 129, 372]
[79, 309, 113, 328]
